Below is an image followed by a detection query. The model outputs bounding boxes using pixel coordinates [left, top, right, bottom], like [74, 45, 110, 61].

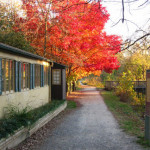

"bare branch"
[121, 33, 150, 51]
[122, 0, 125, 23]
[138, 0, 149, 7]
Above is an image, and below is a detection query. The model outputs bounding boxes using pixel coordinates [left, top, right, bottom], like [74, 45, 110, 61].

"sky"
[0, 0, 22, 8]
[101, 0, 150, 40]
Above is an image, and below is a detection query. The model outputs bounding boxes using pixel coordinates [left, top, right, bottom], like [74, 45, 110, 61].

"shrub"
[115, 71, 145, 117]
[0, 100, 65, 140]
[115, 71, 136, 103]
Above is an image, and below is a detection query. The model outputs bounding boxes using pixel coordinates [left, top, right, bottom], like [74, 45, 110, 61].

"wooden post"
[145, 70, 150, 141]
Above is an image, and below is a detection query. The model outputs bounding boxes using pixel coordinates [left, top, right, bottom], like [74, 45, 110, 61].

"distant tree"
[0, 2, 35, 52]
[0, 31, 35, 52]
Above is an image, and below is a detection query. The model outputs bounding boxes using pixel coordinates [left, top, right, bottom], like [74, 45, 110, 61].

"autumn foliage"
[14, 0, 122, 77]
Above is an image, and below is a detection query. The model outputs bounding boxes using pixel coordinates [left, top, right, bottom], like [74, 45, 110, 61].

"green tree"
[0, 1, 35, 52]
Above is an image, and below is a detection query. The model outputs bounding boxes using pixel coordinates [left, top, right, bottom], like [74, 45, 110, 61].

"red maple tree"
[14, 0, 122, 77]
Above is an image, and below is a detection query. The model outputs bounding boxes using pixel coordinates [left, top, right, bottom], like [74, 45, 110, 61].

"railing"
[132, 81, 146, 88]
[105, 81, 146, 91]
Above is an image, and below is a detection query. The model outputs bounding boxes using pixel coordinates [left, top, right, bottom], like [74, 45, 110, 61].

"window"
[2, 59, 14, 93]
[44, 66, 49, 85]
[10, 60, 14, 91]
[35, 64, 41, 87]
[6, 60, 9, 91]
[52, 69, 61, 85]
[2, 59, 5, 92]
[21, 63, 29, 90]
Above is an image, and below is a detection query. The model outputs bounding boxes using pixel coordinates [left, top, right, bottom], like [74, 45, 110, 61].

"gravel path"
[37, 86, 147, 150]
[12, 85, 148, 150]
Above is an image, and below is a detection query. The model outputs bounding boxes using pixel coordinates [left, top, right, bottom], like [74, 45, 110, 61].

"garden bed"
[0, 100, 67, 150]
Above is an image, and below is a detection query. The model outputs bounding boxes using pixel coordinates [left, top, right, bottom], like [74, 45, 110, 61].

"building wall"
[0, 51, 50, 118]
[0, 86, 49, 118]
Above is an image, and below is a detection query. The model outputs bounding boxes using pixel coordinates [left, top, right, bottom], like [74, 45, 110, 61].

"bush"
[115, 71, 145, 117]
[115, 71, 135, 102]
[83, 76, 104, 88]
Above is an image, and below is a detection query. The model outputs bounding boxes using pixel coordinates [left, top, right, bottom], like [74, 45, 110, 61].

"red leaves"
[14, 0, 122, 75]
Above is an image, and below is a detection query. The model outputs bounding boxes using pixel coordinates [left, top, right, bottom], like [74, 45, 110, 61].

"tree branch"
[121, 33, 150, 51]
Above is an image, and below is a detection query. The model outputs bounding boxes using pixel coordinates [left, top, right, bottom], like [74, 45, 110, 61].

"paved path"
[38, 86, 147, 150]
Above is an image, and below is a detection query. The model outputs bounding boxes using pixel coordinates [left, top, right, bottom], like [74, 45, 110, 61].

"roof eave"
[0, 43, 52, 62]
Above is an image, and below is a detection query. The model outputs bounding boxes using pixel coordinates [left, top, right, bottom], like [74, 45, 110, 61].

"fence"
[105, 81, 146, 94]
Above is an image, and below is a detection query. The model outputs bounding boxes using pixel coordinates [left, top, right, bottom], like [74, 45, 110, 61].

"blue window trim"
[48, 67, 50, 86]
[15, 61, 18, 92]
[40, 65, 44, 87]
[40, 65, 43, 87]
[32, 64, 35, 89]
[18, 62, 21, 92]
[42, 66, 44, 87]
[30, 64, 33, 89]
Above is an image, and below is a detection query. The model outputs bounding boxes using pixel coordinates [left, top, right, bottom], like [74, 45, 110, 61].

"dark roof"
[53, 62, 67, 69]
[0, 43, 51, 62]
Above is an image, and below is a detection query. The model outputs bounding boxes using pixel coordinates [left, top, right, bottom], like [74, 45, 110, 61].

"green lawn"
[101, 90, 149, 147]
[67, 100, 77, 109]
[101, 91, 144, 136]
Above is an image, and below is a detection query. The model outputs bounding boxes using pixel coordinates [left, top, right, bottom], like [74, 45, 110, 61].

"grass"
[101, 90, 150, 147]
[96, 87, 104, 90]
[67, 100, 77, 109]
[29, 100, 66, 123]
[0, 100, 65, 140]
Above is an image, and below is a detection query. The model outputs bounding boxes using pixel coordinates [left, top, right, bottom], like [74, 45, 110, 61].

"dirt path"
[12, 85, 148, 150]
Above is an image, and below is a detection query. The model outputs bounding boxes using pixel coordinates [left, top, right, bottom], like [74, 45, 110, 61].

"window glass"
[35, 64, 41, 87]
[52, 69, 61, 85]
[6, 60, 9, 91]
[1, 59, 14, 93]
[21, 63, 23, 89]
[10, 60, 14, 91]
[44, 66, 48, 85]
[26, 64, 29, 89]
[2, 59, 5, 92]
[21, 63, 30, 90]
